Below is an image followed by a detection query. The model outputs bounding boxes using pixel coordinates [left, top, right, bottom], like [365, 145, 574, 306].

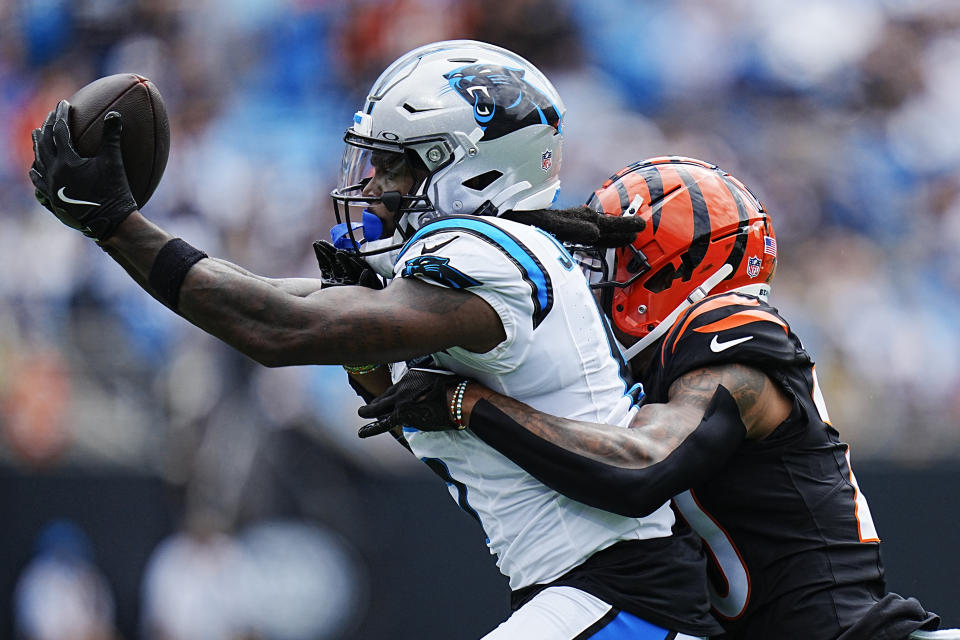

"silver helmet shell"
[331, 40, 566, 253]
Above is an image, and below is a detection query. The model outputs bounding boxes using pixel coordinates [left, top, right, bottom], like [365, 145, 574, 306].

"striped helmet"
[585, 156, 776, 355]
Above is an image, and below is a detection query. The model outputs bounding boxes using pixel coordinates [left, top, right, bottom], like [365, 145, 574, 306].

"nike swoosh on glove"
[29, 100, 138, 241]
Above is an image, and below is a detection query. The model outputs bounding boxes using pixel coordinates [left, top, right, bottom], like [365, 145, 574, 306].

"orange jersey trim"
[693, 309, 789, 335]
[670, 294, 759, 355]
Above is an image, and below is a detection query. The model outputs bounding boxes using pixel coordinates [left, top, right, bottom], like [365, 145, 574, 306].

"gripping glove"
[356, 369, 464, 438]
[313, 240, 383, 290]
[29, 100, 138, 241]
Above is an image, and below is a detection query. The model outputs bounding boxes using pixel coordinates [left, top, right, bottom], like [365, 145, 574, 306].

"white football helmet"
[330, 39, 565, 256]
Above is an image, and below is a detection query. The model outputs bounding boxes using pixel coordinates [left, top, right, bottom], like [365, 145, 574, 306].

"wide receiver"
[360, 156, 957, 640]
[29, 43, 720, 638]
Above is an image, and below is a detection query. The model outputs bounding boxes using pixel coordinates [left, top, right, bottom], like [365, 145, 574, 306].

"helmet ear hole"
[463, 170, 503, 191]
[644, 264, 677, 294]
[405, 149, 428, 172]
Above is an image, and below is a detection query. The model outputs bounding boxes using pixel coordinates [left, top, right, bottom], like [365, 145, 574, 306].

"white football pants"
[482, 586, 706, 640]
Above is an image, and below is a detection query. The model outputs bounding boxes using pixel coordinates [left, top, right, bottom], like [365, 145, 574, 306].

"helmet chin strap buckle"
[621, 263, 734, 362]
[381, 191, 402, 213]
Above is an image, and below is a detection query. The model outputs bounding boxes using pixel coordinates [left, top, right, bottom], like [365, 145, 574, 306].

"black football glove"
[356, 369, 465, 438]
[29, 100, 138, 241]
[313, 240, 383, 290]
[502, 205, 646, 248]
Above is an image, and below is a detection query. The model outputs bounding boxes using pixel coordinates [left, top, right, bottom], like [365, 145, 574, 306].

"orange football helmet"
[584, 156, 776, 359]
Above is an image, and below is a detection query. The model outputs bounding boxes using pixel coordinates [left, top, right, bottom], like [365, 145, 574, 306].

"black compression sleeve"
[469, 386, 746, 517]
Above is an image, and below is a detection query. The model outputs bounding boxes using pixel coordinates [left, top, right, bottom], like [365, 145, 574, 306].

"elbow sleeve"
[469, 385, 746, 517]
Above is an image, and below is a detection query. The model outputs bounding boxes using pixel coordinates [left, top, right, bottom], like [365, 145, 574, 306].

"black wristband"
[148, 238, 207, 312]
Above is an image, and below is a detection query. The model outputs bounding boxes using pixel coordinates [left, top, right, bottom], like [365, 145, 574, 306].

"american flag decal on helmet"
[764, 236, 777, 257]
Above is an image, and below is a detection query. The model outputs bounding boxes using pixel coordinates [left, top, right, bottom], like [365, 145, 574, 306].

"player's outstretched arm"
[98, 213, 504, 367]
[29, 104, 505, 368]
[100, 241, 325, 308]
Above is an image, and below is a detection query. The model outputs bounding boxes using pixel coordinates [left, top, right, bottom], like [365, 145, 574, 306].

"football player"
[29, 43, 720, 638]
[358, 157, 958, 639]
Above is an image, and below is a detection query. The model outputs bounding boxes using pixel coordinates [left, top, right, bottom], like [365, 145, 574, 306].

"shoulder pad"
[394, 215, 556, 328]
[656, 293, 808, 386]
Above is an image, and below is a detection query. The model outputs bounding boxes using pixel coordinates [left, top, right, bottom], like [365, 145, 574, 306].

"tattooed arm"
[628, 363, 789, 453]
[98, 212, 505, 366]
[465, 363, 789, 454]
[451, 364, 791, 516]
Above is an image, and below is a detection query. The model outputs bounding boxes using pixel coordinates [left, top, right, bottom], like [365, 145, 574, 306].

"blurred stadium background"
[1, 0, 959, 638]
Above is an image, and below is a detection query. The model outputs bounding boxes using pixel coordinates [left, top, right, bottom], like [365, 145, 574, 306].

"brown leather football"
[66, 73, 170, 208]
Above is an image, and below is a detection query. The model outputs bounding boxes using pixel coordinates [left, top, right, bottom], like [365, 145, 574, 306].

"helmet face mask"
[330, 40, 566, 255]
[331, 147, 435, 253]
[584, 156, 777, 350]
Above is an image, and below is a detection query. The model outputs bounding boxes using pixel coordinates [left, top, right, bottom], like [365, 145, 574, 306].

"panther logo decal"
[444, 64, 562, 141]
[402, 255, 483, 289]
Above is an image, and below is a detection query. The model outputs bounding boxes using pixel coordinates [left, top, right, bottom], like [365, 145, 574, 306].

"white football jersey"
[392, 215, 675, 589]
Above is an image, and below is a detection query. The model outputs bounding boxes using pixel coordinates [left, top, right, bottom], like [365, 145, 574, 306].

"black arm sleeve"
[469, 385, 746, 517]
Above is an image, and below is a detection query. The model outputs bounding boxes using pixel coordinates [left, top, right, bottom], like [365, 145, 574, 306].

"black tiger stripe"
[675, 166, 711, 282]
[720, 175, 751, 280]
[614, 177, 631, 212]
[642, 166, 665, 233]
[585, 192, 601, 211]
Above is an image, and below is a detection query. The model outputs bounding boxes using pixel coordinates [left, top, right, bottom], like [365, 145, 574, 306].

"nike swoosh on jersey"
[420, 235, 459, 254]
[57, 187, 101, 207]
[710, 334, 754, 352]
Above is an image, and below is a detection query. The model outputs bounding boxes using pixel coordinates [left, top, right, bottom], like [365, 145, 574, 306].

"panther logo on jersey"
[402, 255, 483, 289]
[444, 64, 562, 141]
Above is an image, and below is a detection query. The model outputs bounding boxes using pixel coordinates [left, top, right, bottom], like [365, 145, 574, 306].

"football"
[66, 73, 170, 208]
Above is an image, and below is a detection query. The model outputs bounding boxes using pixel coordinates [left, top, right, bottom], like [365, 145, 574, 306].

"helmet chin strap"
[362, 182, 442, 277]
[621, 263, 734, 362]
[395, 180, 440, 237]
[362, 235, 405, 278]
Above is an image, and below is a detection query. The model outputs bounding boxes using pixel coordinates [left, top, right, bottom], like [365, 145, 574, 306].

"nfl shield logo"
[747, 256, 762, 278]
[541, 150, 553, 172]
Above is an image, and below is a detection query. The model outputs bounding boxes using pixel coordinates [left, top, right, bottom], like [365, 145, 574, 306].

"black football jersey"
[641, 292, 936, 639]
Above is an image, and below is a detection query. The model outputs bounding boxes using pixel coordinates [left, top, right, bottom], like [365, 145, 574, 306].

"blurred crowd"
[1, 0, 959, 466]
[3, 0, 960, 471]
[2, 0, 960, 634]
[13, 514, 367, 640]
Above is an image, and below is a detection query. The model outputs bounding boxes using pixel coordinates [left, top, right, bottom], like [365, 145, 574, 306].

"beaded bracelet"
[451, 380, 469, 430]
[343, 363, 382, 375]
[448, 386, 458, 425]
